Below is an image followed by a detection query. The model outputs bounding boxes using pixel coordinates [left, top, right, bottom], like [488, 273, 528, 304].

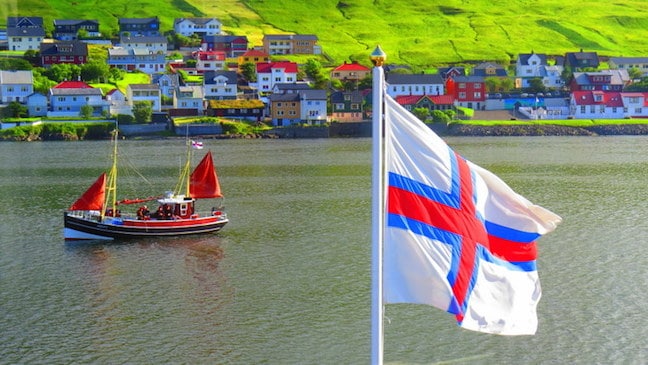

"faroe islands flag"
[382, 94, 562, 335]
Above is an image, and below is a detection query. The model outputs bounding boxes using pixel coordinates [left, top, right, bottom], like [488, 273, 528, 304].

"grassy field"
[1, 0, 647, 70]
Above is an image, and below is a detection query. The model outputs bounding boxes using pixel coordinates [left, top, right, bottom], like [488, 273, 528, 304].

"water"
[0, 137, 647, 364]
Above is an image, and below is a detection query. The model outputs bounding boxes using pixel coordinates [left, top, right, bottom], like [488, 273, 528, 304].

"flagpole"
[370, 45, 387, 365]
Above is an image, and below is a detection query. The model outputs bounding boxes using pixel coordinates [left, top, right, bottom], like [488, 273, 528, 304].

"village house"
[562, 50, 599, 70]
[271, 82, 311, 95]
[446, 75, 487, 110]
[569, 91, 648, 119]
[53, 19, 100, 40]
[386, 73, 445, 98]
[268, 89, 327, 126]
[437, 66, 466, 80]
[471, 62, 509, 77]
[105, 88, 130, 116]
[201, 35, 248, 58]
[118, 35, 168, 54]
[127, 84, 161, 112]
[394, 94, 455, 113]
[118, 17, 160, 37]
[40, 40, 88, 68]
[262, 34, 320, 55]
[330, 90, 364, 122]
[48, 81, 109, 117]
[107, 47, 166, 74]
[173, 17, 221, 37]
[255, 61, 299, 96]
[194, 50, 226, 73]
[173, 85, 204, 115]
[0, 70, 34, 104]
[608, 57, 648, 77]
[570, 70, 628, 92]
[515, 52, 562, 89]
[152, 73, 181, 99]
[7, 16, 45, 51]
[237, 49, 270, 72]
[203, 70, 238, 100]
[330, 61, 371, 84]
[205, 99, 264, 121]
[25, 92, 48, 117]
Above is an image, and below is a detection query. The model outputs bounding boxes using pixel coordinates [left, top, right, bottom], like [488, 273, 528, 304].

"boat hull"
[63, 212, 228, 240]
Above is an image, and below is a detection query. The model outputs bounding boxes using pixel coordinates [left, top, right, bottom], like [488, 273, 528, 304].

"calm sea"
[0, 137, 646, 364]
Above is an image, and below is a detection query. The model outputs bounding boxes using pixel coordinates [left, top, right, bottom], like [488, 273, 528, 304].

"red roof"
[196, 50, 226, 61]
[333, 61, 370, 72]
[572, 91, 623, 107]
[241, 49, 269, 58]
[395, 94, 455, 106]
[53, 81, 93, 89]
[256, 61, 298, 74]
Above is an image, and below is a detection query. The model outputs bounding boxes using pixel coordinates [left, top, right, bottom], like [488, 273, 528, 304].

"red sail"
[69, 173, 106, 211]
[190, 151, 223, 199]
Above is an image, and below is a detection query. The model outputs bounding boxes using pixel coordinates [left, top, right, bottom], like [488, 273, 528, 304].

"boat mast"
[174, 138, 193, 197]
[102, 126, 119, 219]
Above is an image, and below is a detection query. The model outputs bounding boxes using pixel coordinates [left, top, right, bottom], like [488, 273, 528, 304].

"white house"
[48, 83, 108, 117]
[385, 73, 445, 98]
[298, 89, 327, 125]
[0, 70, 34, 104]
[203, 70, 238, 100]
[118, 35, 168, 54]
[174, 85, 204, 113]
[608, 57, 648, 77]
[255, 61, 299, 96]
[108, 47, 166, 74]
[569, 91, 648, 119]
[173, 18, 221, 37]
[7, 17, 45, 51]
[106, 88, 130, 115]
[127, 84, 161, 112]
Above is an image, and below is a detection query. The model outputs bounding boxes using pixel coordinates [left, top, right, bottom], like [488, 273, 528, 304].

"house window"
[351, 103, 359, 109]
[459, 92, 466, 98]
[335, 103, 344, 110]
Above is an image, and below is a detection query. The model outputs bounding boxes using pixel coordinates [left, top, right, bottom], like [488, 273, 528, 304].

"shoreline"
[3, 123, 648, 141]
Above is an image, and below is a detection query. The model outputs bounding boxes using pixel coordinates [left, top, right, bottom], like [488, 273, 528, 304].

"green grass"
[2, 0, 647, 70]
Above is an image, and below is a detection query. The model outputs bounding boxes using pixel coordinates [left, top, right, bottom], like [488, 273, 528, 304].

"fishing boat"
[63, 132, 229, 240]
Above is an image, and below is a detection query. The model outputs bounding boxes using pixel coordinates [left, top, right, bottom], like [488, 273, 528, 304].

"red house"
[446, 75, 486, 110]
[40, 41, 88, 68]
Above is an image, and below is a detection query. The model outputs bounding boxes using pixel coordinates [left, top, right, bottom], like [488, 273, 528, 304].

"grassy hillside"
[2, 0, 647, 70]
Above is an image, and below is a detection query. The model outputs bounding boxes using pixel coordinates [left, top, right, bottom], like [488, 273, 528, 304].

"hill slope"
[2, 0, 647, 69]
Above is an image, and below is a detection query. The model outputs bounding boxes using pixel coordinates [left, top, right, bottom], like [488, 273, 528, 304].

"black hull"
[64, 212, 228, 240]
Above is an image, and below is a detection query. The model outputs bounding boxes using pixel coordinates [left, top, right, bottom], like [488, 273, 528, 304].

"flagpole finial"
[370, 45, 386, 67]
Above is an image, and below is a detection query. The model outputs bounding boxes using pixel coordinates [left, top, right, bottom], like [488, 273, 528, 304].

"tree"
[81, 61, 109, 83]
[0, 57, 33, 71]
[80, 104, 94, 119]
[628, 67, 643, 80]
[23, 50, 41, 67]
[44, 63, 81, 83]
[527, 78, 546, 93]
[431, 110, 451, 124]
[4, 101, 28, 118]
[241, 62, 256, 82]
[132, 101, 152, 124]
[412, 107, 430, 121]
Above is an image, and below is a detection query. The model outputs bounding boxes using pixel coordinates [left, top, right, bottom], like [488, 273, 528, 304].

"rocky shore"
[442, 123, 648, 137]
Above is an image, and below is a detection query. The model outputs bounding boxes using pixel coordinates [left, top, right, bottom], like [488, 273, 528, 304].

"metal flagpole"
[370, 45, 387, 365]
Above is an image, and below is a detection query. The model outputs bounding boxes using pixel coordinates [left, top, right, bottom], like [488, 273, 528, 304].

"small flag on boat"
[192, 140, 204, 149]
